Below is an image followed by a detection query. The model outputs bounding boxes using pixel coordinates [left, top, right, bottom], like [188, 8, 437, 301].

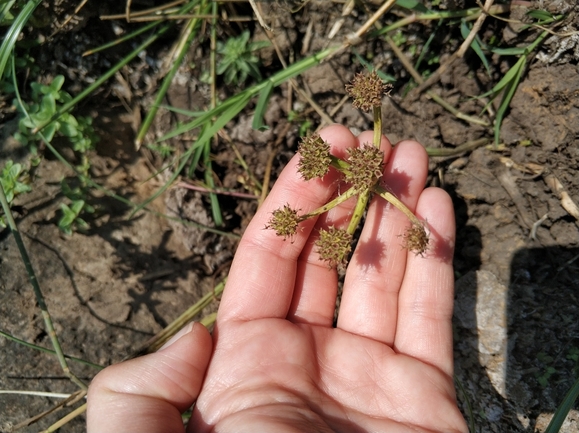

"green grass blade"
[269, 47, 335, 85]
[352, 49, 396, 82]
[0, 181, 86, 390]
[130, 92, 253, 218]
[156, 92, 250, 142]
[82, 21, 159, 56]
[252, 80, 274, 131]
[527, 9, 554, 21]
[193, 93, 253, 155]
[478, 55, 525, 101]
[460, 19, 490, 75]
[545, 376, 579, 433]
[135, 2, 208, 147]
[0, 329, 104, 370]
[158, 46, 335, 143]
[395, 0, 429, 13]
[519, 12, 561, 32]
[494, 57, 525, 145]
[187, 140, 204, 179]
[160, 104, 206, 117]
[488, 46, 528, 56]
[478, 31, 547, 104]
[455, 376, 476, 433]
[490, 30, 548, 144]
[0, 0, 17, 24]
[372, 6, 489, 37]
[0, 0, 42, 81]
[203, 133, 222, 226]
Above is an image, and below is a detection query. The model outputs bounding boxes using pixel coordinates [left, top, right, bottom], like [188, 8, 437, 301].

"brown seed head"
[266, 204, 300, 240]
[315, 226, 352, 268]
[297, 134, 332, 180]
[402, 222, 430, 256]
[344, 143, 384, 191]
[345, 71, 392, 112]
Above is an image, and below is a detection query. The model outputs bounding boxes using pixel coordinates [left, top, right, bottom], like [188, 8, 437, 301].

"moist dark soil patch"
[1, 1, 579, 431]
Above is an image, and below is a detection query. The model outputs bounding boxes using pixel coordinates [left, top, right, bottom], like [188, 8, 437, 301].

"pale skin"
[87, 125, 468, 433]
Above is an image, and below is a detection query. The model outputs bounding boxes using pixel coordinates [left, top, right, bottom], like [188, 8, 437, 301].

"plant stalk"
[299, 186, 359, 221]
[346, 104, 382, 235]
[135, 3, 206, 148]
[0, 182, 86, 390]
[373, 184, 422, 227]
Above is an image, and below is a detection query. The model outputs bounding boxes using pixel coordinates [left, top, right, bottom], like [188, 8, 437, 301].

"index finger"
[217, 125, 357, 322]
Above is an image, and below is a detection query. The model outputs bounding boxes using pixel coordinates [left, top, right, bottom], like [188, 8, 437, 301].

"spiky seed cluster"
[315, 226, 352, 268]
[344, 144, 384, 190]
[345, 71, 392, 112]
[266, 204, 300, 240]
[402, 223, 430, 256]
[297, 134, 332, 180]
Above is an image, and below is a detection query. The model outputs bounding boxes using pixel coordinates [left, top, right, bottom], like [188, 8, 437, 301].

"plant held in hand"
[267, 70, 429, 267]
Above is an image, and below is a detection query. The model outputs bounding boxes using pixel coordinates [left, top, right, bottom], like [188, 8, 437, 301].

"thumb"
[87, 322, 212, 433]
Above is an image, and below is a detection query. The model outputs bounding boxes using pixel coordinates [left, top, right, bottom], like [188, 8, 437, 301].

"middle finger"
[337, 140, 428, 344]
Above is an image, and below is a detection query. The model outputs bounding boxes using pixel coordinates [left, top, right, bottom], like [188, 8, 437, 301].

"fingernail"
[159, 322, 195, 351]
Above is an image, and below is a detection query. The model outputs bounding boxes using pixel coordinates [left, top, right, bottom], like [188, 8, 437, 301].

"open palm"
[87, 125, 467, 433]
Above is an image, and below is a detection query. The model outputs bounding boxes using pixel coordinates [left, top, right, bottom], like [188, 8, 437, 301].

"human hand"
[87, 125, 467, 433]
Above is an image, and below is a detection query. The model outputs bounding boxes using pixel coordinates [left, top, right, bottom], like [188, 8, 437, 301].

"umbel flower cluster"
[266, 71, 428, 268]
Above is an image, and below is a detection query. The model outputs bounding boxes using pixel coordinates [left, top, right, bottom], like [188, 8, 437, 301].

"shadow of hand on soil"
[453, 190, 579, 431]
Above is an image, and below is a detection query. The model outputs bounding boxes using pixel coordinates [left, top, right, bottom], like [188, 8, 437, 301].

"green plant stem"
[493, 30, 548, 145]
[545, 375, 579, 433]
[204, 0, 223, 226]
[373, 184, 422, 227]
[330, 154, 352, 175]
[455, 376, 476, 433]
[0, 183, 87, 390]
[427, 91, 489, 126]
[373, 4, 511, 37]
[299, 186, 359, 221]
[373, 105, 382, 149]
[346, 104, 382, 235]
[135, 0, 207, 147]
[347, 188, 370, 235]
[0, 330, 103, 370]
[0, 0, 42, 81]
[425, 137, 490, 157]
[81, 21, 159, 56]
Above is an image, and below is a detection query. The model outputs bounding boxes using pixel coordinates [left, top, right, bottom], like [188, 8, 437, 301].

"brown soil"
[1, 1, 579, 432]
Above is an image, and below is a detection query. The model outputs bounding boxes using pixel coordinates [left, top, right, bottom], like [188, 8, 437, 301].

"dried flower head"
[266, 204, 300, 240]
[344, 143, 384, 190]
[345, 71, 392, 112]
[297, 134, 332, 180]
[402, 222, 430, 256]
[315, 226, 352, 268]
